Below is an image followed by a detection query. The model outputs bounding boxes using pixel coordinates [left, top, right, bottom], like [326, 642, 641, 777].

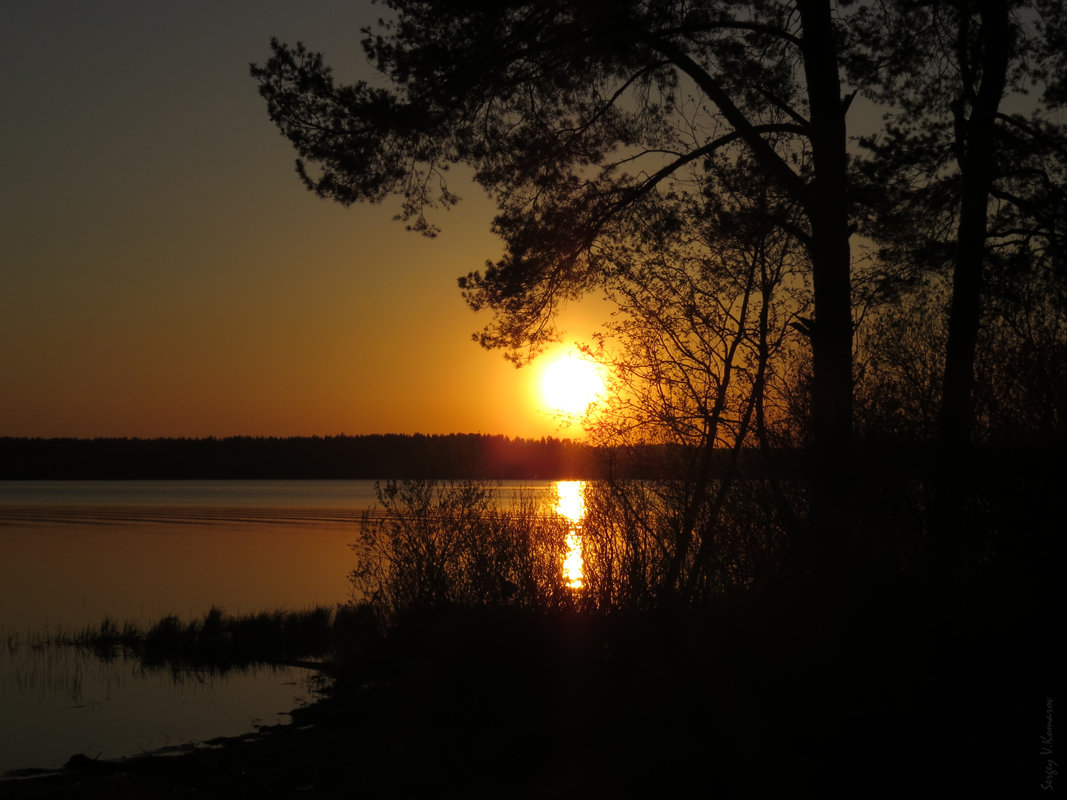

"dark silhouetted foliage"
[251, 0, 859, 555]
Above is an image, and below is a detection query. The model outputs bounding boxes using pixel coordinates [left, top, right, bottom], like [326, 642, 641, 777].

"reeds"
[36, 606, 358, 673]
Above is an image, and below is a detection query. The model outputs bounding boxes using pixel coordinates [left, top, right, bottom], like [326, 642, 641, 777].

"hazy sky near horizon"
[1, 1, 605, 439]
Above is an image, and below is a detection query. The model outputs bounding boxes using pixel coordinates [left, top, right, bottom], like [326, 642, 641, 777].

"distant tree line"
[0, 434, 602, 480]
[0, 433, 808, 481]
[4, 433, 1053, 483]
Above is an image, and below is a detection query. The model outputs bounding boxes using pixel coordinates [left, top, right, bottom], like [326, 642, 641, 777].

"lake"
[0, 479, 562, 776]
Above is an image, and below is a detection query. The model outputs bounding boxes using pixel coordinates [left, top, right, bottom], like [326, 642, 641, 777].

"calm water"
[0, 479, 560, 776]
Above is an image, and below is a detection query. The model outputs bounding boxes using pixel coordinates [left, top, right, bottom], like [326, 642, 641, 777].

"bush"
[349, 477, 795, 623]
[350, 480, 577, 621]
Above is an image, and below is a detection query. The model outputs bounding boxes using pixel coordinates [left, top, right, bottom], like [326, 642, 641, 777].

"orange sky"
[1, 1, 605, 440]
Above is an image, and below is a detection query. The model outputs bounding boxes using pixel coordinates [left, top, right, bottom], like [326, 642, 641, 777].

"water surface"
[0, 479, 559, 775]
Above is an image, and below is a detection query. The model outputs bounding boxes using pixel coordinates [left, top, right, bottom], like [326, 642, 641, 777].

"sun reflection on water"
[554, 481, 586, 590]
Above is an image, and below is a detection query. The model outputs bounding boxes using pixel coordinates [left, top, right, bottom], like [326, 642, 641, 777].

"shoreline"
[1, 577, 1054, 796]
[0, 690, 365, 798]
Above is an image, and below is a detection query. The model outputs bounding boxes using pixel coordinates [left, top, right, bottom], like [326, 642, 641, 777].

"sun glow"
[540, 350, 606, 415]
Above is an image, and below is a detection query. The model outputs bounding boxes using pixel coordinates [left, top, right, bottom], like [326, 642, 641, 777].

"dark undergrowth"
[10, 568, 1056, 797]
[4, 476, 1061, 797]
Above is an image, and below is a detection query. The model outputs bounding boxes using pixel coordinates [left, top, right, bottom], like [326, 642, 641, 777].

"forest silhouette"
[4, 1, 1063, 795]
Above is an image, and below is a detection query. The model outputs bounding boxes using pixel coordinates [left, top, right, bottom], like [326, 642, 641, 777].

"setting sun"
[540, 350, 606, 415]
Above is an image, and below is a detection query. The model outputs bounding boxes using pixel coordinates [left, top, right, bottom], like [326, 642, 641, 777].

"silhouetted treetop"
[252, 1, 839, 359]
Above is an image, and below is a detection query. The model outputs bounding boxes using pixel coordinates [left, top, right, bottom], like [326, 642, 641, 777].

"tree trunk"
[797, 0, 855, 580]
[935, 0, 1010, 570]
[940, 0, 1010, 454]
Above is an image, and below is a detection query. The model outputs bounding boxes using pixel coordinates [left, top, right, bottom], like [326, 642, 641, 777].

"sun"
[541, 350, 606, 415]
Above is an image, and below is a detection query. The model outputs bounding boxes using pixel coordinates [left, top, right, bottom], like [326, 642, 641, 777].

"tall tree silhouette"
[849, 0, 1066, 450]
[847, 0, 1067, 564]
[252, 0, 857, 571]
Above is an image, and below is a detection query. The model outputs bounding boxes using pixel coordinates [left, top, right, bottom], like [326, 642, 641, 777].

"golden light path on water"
[554, 480, 587, 590]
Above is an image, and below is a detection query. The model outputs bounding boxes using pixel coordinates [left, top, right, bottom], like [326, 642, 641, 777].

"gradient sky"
[1, 1, 605, 440]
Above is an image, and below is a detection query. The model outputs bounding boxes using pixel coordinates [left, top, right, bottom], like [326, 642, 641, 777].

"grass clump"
[67, 605, 351, 673]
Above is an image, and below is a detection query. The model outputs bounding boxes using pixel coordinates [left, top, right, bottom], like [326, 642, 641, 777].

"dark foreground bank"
[1, 580, 1059, 799]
